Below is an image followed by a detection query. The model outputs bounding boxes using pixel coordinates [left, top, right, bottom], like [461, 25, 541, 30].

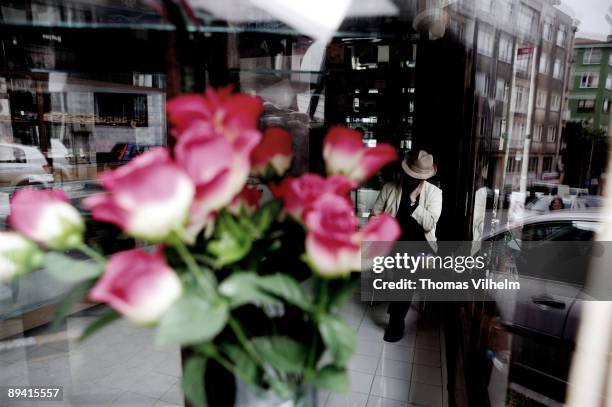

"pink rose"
[167, 86, 263, 136]
[303, 193, 400, 277]
[88, 248, 182, 325]
[84, 148, 194, 242]
[323, 126, 397, 184]
[174, 124, 261, 237]
[250, 127, 293, 177]
[274, 174, 356, 220]
[228, 185, 263, 214]
[9, 188, 84, 249]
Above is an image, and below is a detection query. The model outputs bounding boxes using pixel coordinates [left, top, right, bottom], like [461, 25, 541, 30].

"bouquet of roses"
[0, 87, 400, 406]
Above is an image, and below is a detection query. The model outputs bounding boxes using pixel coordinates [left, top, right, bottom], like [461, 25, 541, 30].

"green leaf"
[182, 356, 207, 407]
[220, 343, 258, 385]
[318, 315, 356, 366]
[44, 252, 103, 284]
[219, 272, 281, 309]
[252, 199, 282, 234]
[51, 280, 93, 331]
[308, 365, 349, 392]
[258, 274, 312, 311]
[208, 214, 252, 266]
[251, 336, 307, 374]
[157, 295, 228, 346]
[80, 311, 120, 341]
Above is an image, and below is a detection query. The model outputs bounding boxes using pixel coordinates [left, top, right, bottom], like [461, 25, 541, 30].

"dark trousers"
[387, 293, 414, 321]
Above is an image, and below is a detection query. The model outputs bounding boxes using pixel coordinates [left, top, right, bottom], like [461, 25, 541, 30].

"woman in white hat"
[371, 150, 443, 342]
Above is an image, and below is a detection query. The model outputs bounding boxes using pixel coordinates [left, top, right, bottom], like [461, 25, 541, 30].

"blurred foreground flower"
[0, 232, 43, 282]
[9, 188, 84, 250]
[303, 193, 400, 277]
[89, 249, 182, 325]
[84, 148, 194, 242]
[229, 184, 263, 214]
[272, 174, 356, 220]
[167, 86, 263, 136]
[250, 127, 293, 177]
[323, 126, 397, 184]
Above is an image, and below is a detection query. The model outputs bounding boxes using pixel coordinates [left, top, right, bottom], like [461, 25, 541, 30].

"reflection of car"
[479, 210, 602, 405]
[97, 143, 157, 171]
[524, 194, 603, 215]
[0, 143, 54, 187]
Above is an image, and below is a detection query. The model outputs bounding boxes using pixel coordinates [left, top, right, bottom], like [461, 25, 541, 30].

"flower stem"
[78, 244, 106, 265]
[172, 237, 216, 296]
[228, 317, 263, 365]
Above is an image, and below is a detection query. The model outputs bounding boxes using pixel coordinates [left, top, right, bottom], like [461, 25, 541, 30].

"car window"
[513, 221, 595, 242]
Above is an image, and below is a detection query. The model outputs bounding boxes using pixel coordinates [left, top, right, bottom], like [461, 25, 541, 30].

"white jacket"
[371, 181, 443, 242]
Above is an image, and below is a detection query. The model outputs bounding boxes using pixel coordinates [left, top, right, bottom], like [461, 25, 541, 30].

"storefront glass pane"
[1, 1, 610, 406]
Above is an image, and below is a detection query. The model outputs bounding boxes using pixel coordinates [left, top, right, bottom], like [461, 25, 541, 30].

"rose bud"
[228, 185, 263, 215]
[303, 193, 400, 277]
[323, 126, 397, 184]
[167, 86, 263, 135]
[275, 174, 356, 220]
[84, 148, 195, 242]
[250, 127, 293, 177]
[9, 188, 85, 250]
[88, 248, 182, 325]
[0, 232, 43, 282]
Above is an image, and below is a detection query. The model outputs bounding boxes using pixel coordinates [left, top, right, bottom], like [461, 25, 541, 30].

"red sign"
[517, 47, 533, 56]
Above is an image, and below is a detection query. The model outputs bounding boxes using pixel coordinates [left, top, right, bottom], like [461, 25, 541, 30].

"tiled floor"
[321, 295, 447, 407]
[0, 297, 447, 407]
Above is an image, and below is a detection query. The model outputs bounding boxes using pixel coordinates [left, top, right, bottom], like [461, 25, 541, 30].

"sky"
[559, 0, 611, 40]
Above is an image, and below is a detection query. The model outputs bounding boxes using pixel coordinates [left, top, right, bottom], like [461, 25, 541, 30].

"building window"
[516, 54, 530, 73]
[539, 52, 549, 74]
[499, 35, 513, 63]
[514, 121, 526, 139]
[609, 53, 612, 66]
[553, 58, 564, 79]
[475, 72, 489, 95]
[547, 126, 557, 143]
[528, 157, 538, 172]
[496, 79, 508, 101]
[577, 99, 596, 112]
[556, 25, 566, 47]
[580, 72, 599, 88]
[542, 20, 553, 41]
[536, 90, 547, 109]
[606, 74, 612, 90]
[604, 98, 610, 113]
[477, 29, 494, 56]
[518, 5, 536, 34]
[94, 93, 148, 127]
[514, 86, 528, 113]
[506, 157, 517, 172]
[533, 124, 543, 141]
[550, 94, 561, 111]
[543, 156, 553, 172]
[583, 48, 602, 64]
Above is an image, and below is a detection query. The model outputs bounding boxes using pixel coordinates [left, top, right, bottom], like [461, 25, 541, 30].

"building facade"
[568, 37, 612, 130]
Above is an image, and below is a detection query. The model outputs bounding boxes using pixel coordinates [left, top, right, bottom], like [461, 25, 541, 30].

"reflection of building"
[568, 37, 612, 129]
[433, 0, 576, 187]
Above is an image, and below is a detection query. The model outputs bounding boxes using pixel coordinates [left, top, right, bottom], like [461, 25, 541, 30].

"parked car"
[0, 143, 54, 187]
[477, 210, 603, 405]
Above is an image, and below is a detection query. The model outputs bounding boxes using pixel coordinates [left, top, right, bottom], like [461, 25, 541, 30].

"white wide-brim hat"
[401, 150, 437, 180]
